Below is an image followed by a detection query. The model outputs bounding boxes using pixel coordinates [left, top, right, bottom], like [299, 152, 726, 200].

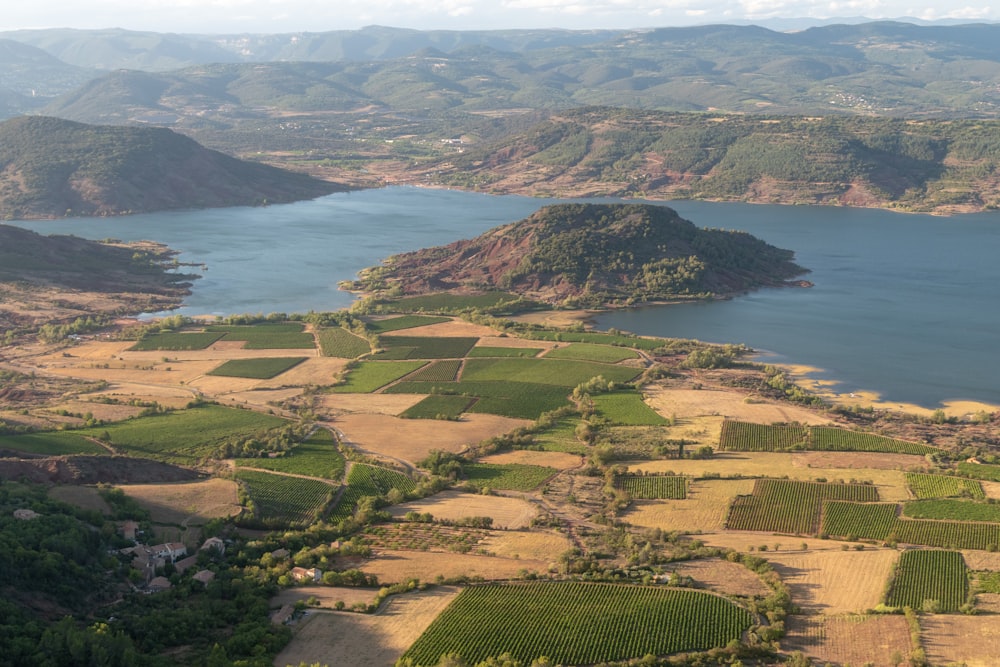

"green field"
[809, 427, 937, 455]
[822, 501, 1000, 550]
[82, 404, 288, 464]
[463, 463, 556, 491]
[206, 357, 307, 379]
[376, 336, 478, 359]
[718, 420, 935, 455]
[615, 475, 687, 499]
[533, 417, 589, 454]
[401, 395, 476, 420]
[330, 361, 427, 393]
[522, 330, 670, 351]
[718, 421, 807, 451]
[885, 550, 968, 612]
[957, 462, 1000, 482]
[903, 499, 1000, 523]
[726, 479, 879, 534]
[205, 322, 315, 349]
[367, 315, 451, 333]
[401, 581, 754, 666]
[330, 463, 416, 522]
[386, 380, 570, 420]
[235, 429, 345, 480]
[543, 343, 640, 363]
[128, 331, 223, 351]
[592, 391, 668, 426]
[317, 327, 371, 358]
[460, 358, 641, 387]
[467, 346, 543, 358]
[0, 431, 107, 456]
[235, 469, 333, 526]
[905, 473, 985, 500]
[406, 360, 463, 382]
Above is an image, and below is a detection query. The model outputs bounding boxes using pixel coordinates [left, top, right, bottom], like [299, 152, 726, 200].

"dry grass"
[626, 453, 912, 502]
[643, 386, 832, 425]
[48, 485, 111, 514]
[317, 393, 425, 416]
[922, 615, 1000, 667]
[255, 357, 347, 387]
[507, 310, 593, 328]
[383, 320, 497, 338]
[47, 399, 145, 423]
[668, 558, 772, 597]
[981, 480, 1000, 500]
[694, 531, 866, 553]
[270, 585, 378, 610]
[387, 490, 537, 529]
[117, 479, 241, 526]
[974, 592, 1000, 613]
[87, 383, 197, 409]
[480, 530, 573, 561]
[792, 451, 930, 471]
[784, 614, 912, 667]
[273, 587, 461, 667]
[623, 479, 756, 532]
[335, 413, 531, 463]
[962, 551, 1000, 571]
[478, 450, 583, 470]
[764, 549, 899, 614]
[359, 550, 551, 583]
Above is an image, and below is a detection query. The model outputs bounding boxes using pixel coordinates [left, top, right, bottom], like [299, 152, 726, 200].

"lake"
[11, 186, 1000, 408]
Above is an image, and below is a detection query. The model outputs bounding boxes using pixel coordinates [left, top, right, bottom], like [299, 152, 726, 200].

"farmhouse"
[200, 536, 225, 554]
[193, 570, 216, 585]
[291, 567, 322, 582]
[13, 509, 40, 520]
[147, 576, 172, 592]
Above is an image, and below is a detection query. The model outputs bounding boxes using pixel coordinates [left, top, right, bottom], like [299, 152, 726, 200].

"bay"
[10, 187, 1000, 408]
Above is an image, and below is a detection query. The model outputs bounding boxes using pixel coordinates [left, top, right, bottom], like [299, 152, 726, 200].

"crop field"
[368, 315, 452, 333]
[478, 450, 583, 471]
[376, 336, 478, 359]
[128, 331, 224, 351]
[625, 479, 756, 533]
[317, 327, 371, 358]
[0, 431, 106, 456]
[330, 463, 416, 522]
[809, 427, 938, 455]
[543, 343, 639, 363]
[725, 479, 879, 534]
[401, 581, 754, 666]
[82, 404, 288, 464]
[467, 346, 542, 358]
[330, 360, 427, 393]
[362, 523, 490, 553]
[235, 429, 345, 480]
[532, 417, 588, 454]
[958, 462, 1000, 482]
[822, 501, 1000, 550]
[592, 391, 668, 425]
[388, 490, 537, 529]
[667, 558, 772, 598]
[235, 469, 333, 526]
[784, 615, 912, 667]
[905, 473, 985, 499]
[360, 549, 550, 584]
[387, 380, 570, 419]
[903, 499, 1000, 523]
[206, 356, 307, 379]
[463, 463, 556, 491]
[405, 360, 462, 382]
[117, 478, 242, 525]
[922, 614, 1000, 667]
[718, 421, 807, 451]
[378, 292, 526, 313]
[205, 322, 315, 349]
[460, 358, 641, 387]
[615, 474, 687, 499]
[885, 549, 968, 611]
[522, 330, 670, 351]
[400, 394, 475, 420]
[764, 550, 900, 614]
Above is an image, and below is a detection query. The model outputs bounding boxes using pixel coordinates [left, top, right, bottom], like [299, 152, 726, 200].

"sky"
[1, 0, 996, 34]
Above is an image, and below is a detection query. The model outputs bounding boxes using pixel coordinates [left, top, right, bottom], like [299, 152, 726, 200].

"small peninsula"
[347, 202, 808, 307]
[0, 116, 342, 219]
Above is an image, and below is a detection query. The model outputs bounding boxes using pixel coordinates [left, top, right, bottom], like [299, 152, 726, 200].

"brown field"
[273, 587, 461, 667]
[117, 478, 241, 526]
[975, 592, 1000, 613]
[764, 549, 899, 614]
[922, 615, 1000, 667]
[475, 336, 558, 351]
[256, 357, 348, 387]
[627, 453, 911, 502]
[643, 386, 833, 425]
[962, 551, 1000, 571]
[335, 413, 530, 463]
[48, 485, 111, 514]
[480, 530, 573, 561]
[622, 479, 756, 532]
[668, 558, 772, 597]
[47, 399, 146, 423]
[316, 393, 425, 416]
[270, 585, 378, 610]
[694, 531, 871, 554]
[792, 451, 930, 471]
[784, 614, 912, 667]
[981, 480, 1000, 500]
[478, 450, 583, 470]
[87, 383, 198, 409]
[387, 490, 537, 529]
[383, 320, 498, 338]
[359, 549, 552, 583]
[507, 310, 593, 328]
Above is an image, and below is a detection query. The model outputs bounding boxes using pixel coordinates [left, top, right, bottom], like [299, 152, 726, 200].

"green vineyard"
[726, 479, 879, 534]
[822, 501, 1000, 550]
[615, 474, 687, 499]
[885, 550, 968, 612]
[905, 473, 986, 499]
[330, 464, 416, 522]
[718, 421, 806, 451]
[235, 469, 334, 526]
[718, 420, 936, 455]
[400, 581, 754, 666]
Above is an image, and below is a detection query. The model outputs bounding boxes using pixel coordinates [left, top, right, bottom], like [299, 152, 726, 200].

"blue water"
[10, 187, 1000, 407]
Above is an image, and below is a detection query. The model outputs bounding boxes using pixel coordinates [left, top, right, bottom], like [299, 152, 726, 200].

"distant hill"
[349, 203, 808, 307]
[0, 39, 95, 112]
[0, 116, 342, 218]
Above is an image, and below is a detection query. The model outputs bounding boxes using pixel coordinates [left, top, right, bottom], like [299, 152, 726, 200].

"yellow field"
[270, 585, 377, 610]
[922, 615, 1000, 667]
[388, 490, 537, 529]
[668, 558, 771, 597]
[480, 530, 573, 561]
[643, 386, 833, 425]
[383, 320, 497, 338]
[117, 478, 242, 525]
[273, 587, 461, 667]
[763, 549, 899, 614]
[784, 614, 912, 667]
[478, 450, 583, 470]
[623, 479, 756, 532]
[359, 549, 552, 583]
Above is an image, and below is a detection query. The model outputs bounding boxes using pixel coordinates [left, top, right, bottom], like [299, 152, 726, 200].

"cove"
[11, 186, 1000, 408]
